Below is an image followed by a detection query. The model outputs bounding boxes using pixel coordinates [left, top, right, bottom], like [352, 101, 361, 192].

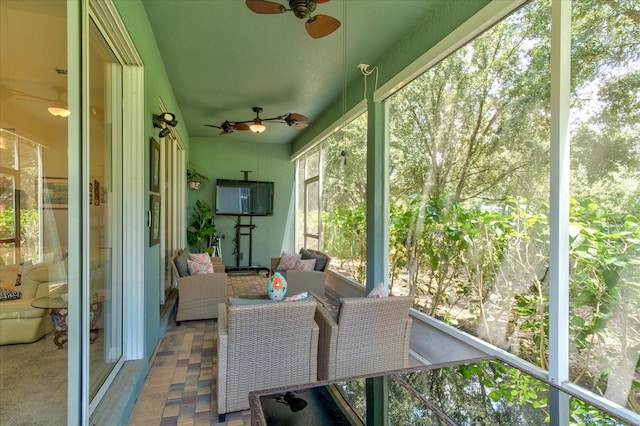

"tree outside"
[386, 0, 640, 414]
[313, 0, 639, 417]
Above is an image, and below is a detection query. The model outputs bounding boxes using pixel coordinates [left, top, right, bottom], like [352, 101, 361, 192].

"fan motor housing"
[289, 0, 316, 19]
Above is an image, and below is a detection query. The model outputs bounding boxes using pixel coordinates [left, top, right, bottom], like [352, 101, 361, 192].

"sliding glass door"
[87, 17, 124, 400]
[0, 1, 70, 423]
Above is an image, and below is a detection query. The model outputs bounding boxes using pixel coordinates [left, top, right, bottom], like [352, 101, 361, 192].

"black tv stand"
[225, 215, 270, 275]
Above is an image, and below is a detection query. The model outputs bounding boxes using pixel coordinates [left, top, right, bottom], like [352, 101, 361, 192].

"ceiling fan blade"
[1, 84, 54, 103]
[233, 123, 251, 131]
[291, 122, 309, 130]
[305, 14, 341, 38]
[316, 0, 331, 3]
[246, 0, 285, 14]
[288, 112, 308, 122]
[204, 124, 221, 129]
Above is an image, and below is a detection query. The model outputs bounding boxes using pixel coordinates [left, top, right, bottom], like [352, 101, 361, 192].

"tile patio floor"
[127, 272, 310, 425]
[125, 272, 420, 425]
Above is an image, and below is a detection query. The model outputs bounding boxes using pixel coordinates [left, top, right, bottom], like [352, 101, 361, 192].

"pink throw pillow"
[285, 292, 309, 301]
[367, 282, 388, 298]
[295, 258, 316, 271]
[187, 259, 214, 275]
[189, 253, 211, 264]
[277, 252, 300, 270]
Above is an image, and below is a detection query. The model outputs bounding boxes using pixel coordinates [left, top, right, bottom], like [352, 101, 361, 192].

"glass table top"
[250, 358, 632, 425]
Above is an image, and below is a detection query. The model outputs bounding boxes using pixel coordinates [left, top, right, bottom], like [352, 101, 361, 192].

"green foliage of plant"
[0, 208, 40, 261]
[566, 198, 640, 388]
[186, 200, 216, 254]
[323, 203, 367, 283]
[186, 168, 209, 182]
[0, 209, 15, 239]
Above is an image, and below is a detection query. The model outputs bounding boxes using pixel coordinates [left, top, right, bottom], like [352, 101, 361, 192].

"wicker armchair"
[169, 250, 228, 324]
[216, 300, 319, 421]
[315, 296, 413, 381]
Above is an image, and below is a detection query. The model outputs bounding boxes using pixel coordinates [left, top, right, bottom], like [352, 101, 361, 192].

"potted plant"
[187, 200, 217, 254]
[187, 168, 209, 190]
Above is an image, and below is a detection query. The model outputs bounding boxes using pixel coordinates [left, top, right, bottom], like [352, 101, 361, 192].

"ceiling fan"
[246, 0, 341, 39]
[1, 84, 71, 117]
[204, 120, 250, 136]
[205, 106, 309, 135]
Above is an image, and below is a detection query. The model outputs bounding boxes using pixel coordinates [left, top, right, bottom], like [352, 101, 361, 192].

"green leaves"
[186, 200, 217, 254]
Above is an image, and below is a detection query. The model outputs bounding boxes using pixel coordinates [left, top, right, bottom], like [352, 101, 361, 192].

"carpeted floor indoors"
[0, 272, 275, 426]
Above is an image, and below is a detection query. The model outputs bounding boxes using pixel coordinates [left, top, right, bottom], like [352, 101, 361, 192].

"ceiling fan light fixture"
[205, 106, 308, 135]
[250, 119, 266, 134]
[48, 105, 71, 118]
[290, 0, 315, 19]
[48, 86, 71, 117]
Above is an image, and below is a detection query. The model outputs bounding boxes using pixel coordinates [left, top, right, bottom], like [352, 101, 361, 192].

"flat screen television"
[215, 179, 274, 216]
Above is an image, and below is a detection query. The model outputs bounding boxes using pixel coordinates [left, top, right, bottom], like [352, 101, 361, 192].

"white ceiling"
[0, 1, 68, 144]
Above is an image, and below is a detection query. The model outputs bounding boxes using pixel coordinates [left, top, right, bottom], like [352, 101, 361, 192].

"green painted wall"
[187, 137, 295, 268]
[114, 0, 190, 356]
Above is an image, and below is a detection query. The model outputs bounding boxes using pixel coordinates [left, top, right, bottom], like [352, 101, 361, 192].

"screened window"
[296, 112, 367, 282]
[387, 0, 639, 416]
[568, 0, 640, 406]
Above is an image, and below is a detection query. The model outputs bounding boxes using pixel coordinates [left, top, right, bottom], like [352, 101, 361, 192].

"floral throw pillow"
[367, 282, 388, 298]
[294, 258, 316, 271]
[285, 292, 309, 301]
[277, 252, 300, 270]
[188, 253, 211, 264]
[187, 259, 214, 275]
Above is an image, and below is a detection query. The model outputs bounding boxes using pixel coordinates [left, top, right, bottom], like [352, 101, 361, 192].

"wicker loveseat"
[315, 295, 413, 380]
[215, 299, 319, 421]
[170, 249, 227, 324]
[270, 248, 331, 299]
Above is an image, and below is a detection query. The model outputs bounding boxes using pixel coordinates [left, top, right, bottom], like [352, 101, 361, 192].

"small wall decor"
[150, 137, 160, 193]
[150, 194, 161, 246]
[42, 177, 68, 209]
[187, 167, 209, 190]
[93, 180, 100, 206]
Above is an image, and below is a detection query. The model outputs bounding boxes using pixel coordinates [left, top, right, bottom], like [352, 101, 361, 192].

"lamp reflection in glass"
[274, 391, 307, 412]
[250, 119, 266, 134]
[48, 87, 71, 117]
[48, 105, 71, 117]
